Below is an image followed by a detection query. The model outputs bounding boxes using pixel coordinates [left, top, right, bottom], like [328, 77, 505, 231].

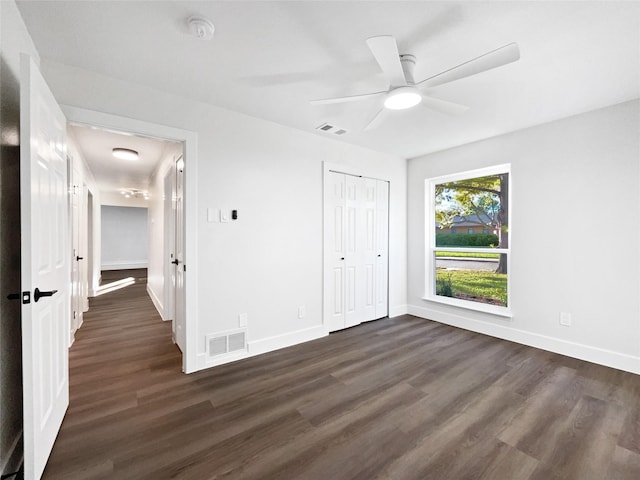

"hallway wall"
[101, 206, 148, 270]
[147, 143, 183, 320]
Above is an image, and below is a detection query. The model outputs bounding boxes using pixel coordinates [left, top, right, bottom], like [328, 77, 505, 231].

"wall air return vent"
[206, 329, 247, 359]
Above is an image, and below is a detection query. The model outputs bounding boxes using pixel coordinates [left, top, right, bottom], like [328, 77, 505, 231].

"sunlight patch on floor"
[96, 277, 135, 296]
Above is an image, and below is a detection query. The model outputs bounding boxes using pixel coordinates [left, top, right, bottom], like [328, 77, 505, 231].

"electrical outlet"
[238, 313, 248, 327]
[298, 306, 306, 319]
[559, 312, 572, 327]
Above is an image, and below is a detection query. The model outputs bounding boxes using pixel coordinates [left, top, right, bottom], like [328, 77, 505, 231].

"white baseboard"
[192, 325, 328, 373]
[101, 262, 148, 270]
[146, 285, 165, 319]
[1, 430, 23, 477]
[248, 325, 327, 356]
[408, 304, 640, 375]
[389, 304, 408, 318]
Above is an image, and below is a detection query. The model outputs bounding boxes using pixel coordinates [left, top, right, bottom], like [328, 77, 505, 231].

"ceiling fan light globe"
[384, 87, 422, 110]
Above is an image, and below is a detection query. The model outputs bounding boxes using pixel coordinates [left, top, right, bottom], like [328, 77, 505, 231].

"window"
[426, 165, 510, 315]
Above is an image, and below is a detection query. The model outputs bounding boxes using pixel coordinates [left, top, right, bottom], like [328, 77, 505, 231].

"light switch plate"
[220, 209, 230, 223]
[207, 208, 219, 223]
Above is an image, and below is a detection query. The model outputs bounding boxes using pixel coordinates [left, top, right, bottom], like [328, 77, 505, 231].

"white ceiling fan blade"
[418, 43, 520, 89]
[364, 108, 388, 131]
[310, 90, 386, 106]
[421, 95, 469, 115]
[366, 36, 407, 87]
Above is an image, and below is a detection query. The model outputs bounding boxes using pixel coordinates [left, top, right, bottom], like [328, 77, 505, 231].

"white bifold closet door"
[324, 171, 389, 333]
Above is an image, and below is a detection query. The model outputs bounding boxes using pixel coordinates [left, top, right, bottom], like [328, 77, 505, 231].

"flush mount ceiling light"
[188, 16, 215, 40]
[383, 87, 422, 110]
[112, 148, 138, 161]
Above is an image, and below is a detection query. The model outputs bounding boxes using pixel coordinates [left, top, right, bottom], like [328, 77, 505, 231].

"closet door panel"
[375, 180, 389, 319]
[324, 172, 346, 332]
[362, 178, 378, 321]
[345, 175, 363, 328]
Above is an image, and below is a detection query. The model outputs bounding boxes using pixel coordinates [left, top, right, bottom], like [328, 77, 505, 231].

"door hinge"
[183, 265, 186, 272]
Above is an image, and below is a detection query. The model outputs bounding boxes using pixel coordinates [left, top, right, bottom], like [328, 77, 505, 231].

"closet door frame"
[322, 162, 390, 333]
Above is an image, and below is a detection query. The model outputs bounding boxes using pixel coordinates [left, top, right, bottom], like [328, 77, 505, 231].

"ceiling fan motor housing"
[400, 54, 417, 84]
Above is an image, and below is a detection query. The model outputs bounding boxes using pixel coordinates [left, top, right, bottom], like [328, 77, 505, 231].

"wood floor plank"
[619, 407, 640, 454]
[527, 395, 626, 480]
[42, 269, 640, 479]
[606, 446, 640, 480]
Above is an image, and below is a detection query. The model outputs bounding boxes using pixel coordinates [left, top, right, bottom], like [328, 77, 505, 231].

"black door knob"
[171, 259, 180, 265]
[76, 256, 84, 261]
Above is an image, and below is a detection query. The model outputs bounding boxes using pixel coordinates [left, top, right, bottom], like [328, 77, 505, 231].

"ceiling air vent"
[317, 122, 335, 132]
[316, 123, 348, 136]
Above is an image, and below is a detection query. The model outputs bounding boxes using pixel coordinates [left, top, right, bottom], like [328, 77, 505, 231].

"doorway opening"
[63, 106, 198, 372]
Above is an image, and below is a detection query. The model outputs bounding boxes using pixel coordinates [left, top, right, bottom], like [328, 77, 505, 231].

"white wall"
[100, 206, 148, 270]
[147, 142, 182, 319]
[67, 128, 101, 298]
[0, 1, 40, 473]
[40, 60, 407, 370]
[407, 100, 640, 374]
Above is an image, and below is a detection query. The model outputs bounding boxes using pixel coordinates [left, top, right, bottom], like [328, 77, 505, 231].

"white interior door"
[375, 180, 389, 319]
[344, 175, 363, 328]
[324, 170, 389, 333]
[361, 178, 377, 322]
[70, 167, 81, 340]
[323, 172, 346, 331]
[174, 156, 185, 352]
[80, 183, 89, 312]
[20, 54, 70, 480]
[163, 168, 175, 322]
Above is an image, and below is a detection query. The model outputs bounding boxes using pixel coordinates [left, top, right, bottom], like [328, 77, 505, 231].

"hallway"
[43, 269, 183, 479]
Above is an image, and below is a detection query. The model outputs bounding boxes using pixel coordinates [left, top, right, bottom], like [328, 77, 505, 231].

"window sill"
[421, 295, 513, 318]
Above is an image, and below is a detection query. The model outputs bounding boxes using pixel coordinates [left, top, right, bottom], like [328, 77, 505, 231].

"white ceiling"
[68, 124, 177, 195]
[17, 1, 640, 159]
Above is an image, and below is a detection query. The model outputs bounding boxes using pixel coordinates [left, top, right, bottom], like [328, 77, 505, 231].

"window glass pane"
[435, 251, 508, 307]
[435, 173, 509, 249]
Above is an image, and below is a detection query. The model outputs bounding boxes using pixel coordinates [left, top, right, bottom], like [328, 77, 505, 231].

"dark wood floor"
[43, 270, 640, 479]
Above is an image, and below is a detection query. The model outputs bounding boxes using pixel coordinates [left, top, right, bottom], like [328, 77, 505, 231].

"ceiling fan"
[310, 36, 520, 130]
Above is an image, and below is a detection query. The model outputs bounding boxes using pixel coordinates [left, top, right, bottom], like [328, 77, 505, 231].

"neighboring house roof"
[436, 214, 495, 228]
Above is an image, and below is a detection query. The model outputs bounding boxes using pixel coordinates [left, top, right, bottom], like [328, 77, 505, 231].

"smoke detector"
[188, 16, 215, 40]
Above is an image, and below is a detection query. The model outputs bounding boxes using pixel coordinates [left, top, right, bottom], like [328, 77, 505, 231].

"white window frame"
[424, 164, 512, 317]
